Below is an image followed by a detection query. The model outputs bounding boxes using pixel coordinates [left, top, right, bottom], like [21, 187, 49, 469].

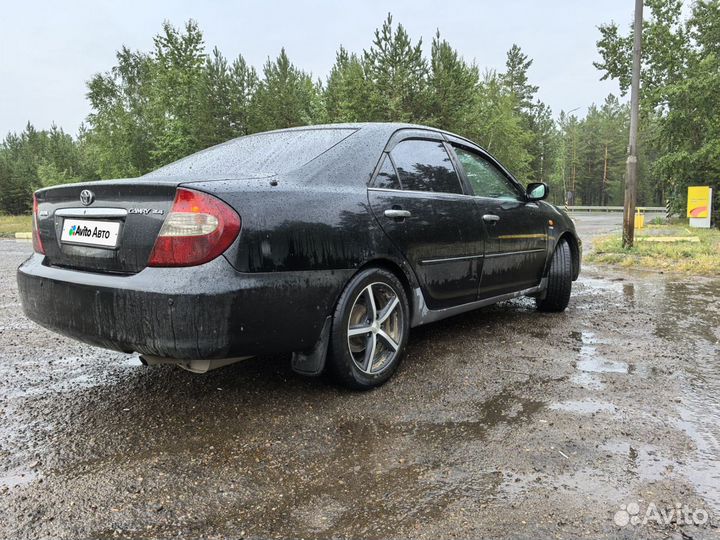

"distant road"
[570, 209, 665, 235]
[569, 209, 665, 249]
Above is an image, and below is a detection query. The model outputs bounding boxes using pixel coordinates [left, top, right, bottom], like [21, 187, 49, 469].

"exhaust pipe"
[138, 355, 253, 374]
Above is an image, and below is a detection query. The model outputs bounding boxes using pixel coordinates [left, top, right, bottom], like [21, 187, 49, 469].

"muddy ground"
[0, 214, 718, 539]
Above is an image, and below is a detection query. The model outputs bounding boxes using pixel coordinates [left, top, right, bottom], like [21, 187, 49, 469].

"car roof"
[140, 122, 485, 187]
[255, 122, 470, 144]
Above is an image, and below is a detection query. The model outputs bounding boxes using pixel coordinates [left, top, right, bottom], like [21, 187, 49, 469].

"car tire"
[328, 267, 409, 390]
[536, 239, 573, 312]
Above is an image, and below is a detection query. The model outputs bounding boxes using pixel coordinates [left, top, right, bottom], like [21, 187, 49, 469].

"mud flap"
[291, 316, 331, 376]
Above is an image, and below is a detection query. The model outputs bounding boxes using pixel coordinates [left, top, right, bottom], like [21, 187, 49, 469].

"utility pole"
[564, 107, 581, 209]
[623, 0, 643, 247]
[602, 143, 609, 206]
[571, 126, 577, 204]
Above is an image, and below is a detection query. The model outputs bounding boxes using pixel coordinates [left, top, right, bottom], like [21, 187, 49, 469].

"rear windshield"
[145, 128, 357, 179]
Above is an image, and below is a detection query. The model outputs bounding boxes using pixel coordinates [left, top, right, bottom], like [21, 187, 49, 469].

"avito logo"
[69, 225, 93, 237]
[67, 225, 111, 239]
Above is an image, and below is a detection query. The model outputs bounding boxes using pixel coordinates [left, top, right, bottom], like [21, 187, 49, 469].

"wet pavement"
[1, 222, 719, 539]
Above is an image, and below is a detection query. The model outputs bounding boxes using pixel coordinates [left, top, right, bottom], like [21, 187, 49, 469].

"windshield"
[145, 128, 357, 178]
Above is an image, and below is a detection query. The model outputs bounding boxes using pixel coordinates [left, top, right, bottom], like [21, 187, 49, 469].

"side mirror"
[526, 182, 549, 201]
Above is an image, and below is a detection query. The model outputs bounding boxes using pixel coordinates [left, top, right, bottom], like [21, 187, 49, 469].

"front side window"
[453, 147, 520, 200]
[390, 140, 463, 194]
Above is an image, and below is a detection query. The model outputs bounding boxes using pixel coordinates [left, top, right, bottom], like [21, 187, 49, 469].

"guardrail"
[567, 206, 665, 212]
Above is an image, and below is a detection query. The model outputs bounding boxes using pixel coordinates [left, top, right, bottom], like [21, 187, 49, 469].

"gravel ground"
[1, 215, 719, 539]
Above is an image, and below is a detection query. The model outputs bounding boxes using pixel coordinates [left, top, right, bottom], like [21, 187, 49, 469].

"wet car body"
[17, 123, 581, 381]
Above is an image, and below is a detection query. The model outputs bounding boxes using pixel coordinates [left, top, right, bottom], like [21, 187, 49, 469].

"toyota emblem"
[80, 190, 95, 206]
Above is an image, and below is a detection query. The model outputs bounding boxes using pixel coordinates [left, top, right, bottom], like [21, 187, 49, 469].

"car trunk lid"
[36, 179, 181, 274]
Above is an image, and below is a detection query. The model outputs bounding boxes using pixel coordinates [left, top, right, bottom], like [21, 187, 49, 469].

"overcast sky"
[0, 0, 637, 137]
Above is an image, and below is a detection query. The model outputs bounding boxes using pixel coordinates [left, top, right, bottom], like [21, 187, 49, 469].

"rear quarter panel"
[187, 181, 379, 273]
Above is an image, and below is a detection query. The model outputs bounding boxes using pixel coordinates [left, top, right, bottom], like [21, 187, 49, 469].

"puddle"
[0, 352, 143, 400]
[673, 401, 720, 514]
[527, 328, 550, 340]
[580, 271, 720, 346]
[647, 280, 720, 513]
[393, 392, 546, 440]
[570, 371, 605, 389]
[573, 331, 628, 374]
[474, 393, 545, 428]
[582, 271, 720, 514]
[650, 280, 720, 345]
[550, 400, 616, 415]
[0, 466, 37, 489]
[599, 441, 675, 483]
[501, 466, 630, 503]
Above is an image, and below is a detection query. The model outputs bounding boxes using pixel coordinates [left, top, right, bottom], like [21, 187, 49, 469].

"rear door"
[368, 133, 485, 310]
[448, 142, 548, 298]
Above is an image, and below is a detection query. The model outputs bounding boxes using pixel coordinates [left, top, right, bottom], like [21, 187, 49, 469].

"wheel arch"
[557, 231, 581, 281]
[352, 257, 419, 316]
[290, 255, 419, 378]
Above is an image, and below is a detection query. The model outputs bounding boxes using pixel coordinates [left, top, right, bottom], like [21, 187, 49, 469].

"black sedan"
[17, 123, 581, 389]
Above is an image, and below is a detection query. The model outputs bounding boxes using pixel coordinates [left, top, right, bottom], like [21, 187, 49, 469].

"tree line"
[1, 3, 718, 222]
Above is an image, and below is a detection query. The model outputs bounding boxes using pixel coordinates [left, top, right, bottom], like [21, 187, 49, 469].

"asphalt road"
[568, 210, 665, 246]
[1, 213, 718, 539]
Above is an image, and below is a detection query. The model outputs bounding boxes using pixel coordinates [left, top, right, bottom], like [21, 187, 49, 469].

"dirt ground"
[0, 214, 718, 539]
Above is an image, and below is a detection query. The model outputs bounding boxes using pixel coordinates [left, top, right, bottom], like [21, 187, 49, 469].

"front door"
[368, 138, 486, 310]
[449, 144, 548, 298]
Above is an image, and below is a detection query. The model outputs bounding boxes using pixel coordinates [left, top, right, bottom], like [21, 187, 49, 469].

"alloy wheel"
[346, 282, 403, 375]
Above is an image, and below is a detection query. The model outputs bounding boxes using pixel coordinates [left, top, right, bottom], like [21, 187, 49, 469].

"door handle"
[482, 214, 500, 223]
[384, 209, 412, 219]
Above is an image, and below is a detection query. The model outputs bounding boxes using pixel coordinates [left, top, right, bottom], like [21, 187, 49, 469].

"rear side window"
[146, 128, 357, 178]
[374, 155, 401, 189]
[390, 140, 463, 194]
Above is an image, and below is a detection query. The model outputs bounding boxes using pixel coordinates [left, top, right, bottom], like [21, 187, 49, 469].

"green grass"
[0, 215, 32, 237]
[587, 224, 720, 276]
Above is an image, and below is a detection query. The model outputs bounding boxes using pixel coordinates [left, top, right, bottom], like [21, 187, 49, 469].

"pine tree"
[467, 71, 533, 178]
[325, 47, 373, 122]
[199, 48, 258, 146]
[362, 14, 428, 122]
[0, 123, 86, 213]
[150, 20, 207, 166]
[426, 31, 478, 133]
[502, 44, 539, 114]
[249, 48, 322, 132]
[228, 54, 259, 135]
[527, 102, 557, 184]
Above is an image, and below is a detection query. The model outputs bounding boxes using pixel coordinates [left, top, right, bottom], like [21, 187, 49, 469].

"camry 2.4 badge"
[128, 208, 164, 215]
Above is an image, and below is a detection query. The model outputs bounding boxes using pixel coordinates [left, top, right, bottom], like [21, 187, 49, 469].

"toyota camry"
[17, 123, 581, 389]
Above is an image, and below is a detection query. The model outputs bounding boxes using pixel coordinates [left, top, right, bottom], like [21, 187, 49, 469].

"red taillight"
[32, 193, 45, 254]
[148, 188, 241, 267]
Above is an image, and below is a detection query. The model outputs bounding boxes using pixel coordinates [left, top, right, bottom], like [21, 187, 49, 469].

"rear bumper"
[17, 254, 352, 359]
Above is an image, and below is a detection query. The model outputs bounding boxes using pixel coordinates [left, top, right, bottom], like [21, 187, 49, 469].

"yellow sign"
[687, 186, 711, 218]
[634, 210, 645, 229]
